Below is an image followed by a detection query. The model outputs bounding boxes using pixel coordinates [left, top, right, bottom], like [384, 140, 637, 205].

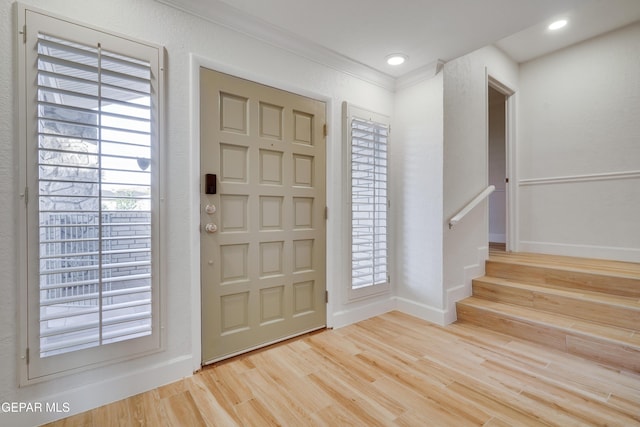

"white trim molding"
[331, 298, 396, 329]
[394, 297, 446, 326]
[5, 355, 193, 427]
[489, 233, 507, 243]
[519, 241, 640, 263]
[157, 0, 395, 90]
[487, 72, 518, 253]
[443, 245, 488, 324]
[519, 170, 640, 186]
[395, 60, 445, 90]
[444, 285, 467, 324]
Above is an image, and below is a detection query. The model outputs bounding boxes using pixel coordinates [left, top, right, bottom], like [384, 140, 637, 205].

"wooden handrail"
[448, 185, 495, 229]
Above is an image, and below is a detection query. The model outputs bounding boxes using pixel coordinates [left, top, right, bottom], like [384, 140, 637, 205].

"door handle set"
[204, 202, 217, 233]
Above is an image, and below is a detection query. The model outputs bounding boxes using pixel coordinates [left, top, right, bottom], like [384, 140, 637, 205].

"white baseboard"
[394, 296, 446, 326]
[489, 233, 506, 243]
[443, 245, 488, 324]
[330, 297, 396, 329]
[519, 241, 640, 263]
[444, 285, 471, 324]
[15, 355, 194, 427]
[332, 296, 451, 329]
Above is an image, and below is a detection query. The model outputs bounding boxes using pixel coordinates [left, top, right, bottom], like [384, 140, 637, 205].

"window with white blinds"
[21, 8, 163, 381]
[345, 104, 390, 298]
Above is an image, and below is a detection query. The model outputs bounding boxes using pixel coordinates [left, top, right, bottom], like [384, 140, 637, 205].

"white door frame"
[487, 73, 518, 253]
[189, 54, 334, 371]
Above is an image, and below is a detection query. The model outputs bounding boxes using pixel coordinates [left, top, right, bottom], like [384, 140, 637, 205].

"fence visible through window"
[36, 32, 154, 358]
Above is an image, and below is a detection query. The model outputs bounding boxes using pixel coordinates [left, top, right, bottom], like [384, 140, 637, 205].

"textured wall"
[518, 21, 640, 261]
[442, 45, 519, 317]
[392, 73, 444, 320]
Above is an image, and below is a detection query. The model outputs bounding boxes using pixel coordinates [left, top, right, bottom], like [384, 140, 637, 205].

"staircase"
[456, 251, 640, 373]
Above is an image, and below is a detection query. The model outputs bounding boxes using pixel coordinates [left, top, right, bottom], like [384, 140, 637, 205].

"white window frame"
[17, 5, 165, 384]
[343, 102, 391, 301]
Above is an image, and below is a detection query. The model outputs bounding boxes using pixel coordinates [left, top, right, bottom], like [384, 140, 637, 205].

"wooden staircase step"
[472, 276, 640, 330]
[456, 297, 640, 373]
[488, 251, 640, 276]
[485, 259, 640, 298]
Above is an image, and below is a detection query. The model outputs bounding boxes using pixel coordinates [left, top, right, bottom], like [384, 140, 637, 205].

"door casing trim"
[487, 72, 517, 253]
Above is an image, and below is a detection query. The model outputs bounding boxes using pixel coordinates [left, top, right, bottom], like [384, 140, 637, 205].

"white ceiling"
[158, 0, 640, 84]
[496, 0, 640, 63]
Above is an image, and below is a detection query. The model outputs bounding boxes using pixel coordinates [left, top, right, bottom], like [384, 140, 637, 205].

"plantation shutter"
[350, 114, 389, 291]
[23, 9, 162, 380]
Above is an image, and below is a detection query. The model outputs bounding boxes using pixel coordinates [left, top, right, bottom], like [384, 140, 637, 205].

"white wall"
[0, 1, 394, 425]
[392, 73, 444, 324]
[442, 45, 519, 322]
[518, 22, 640, 262]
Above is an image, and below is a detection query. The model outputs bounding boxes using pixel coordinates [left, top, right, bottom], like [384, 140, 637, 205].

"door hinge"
[23, 186, 29, 206]
[324, 206, 328, 220]
[21, 25, 26, 43]
[325, 290, 329, 303]
[25, 348, 30, 365]
[323, 124, 327, 137]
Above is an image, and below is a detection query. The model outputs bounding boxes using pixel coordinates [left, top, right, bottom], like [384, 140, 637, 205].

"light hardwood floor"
[45, 311, 640, 426]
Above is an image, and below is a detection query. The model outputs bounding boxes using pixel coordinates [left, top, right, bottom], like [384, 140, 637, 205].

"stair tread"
[474, 275, 640, 309]
[486, 255, 640, 298]
[488, 252, 640, 279]
[458, 296, 640, 348]
[461, 252, 640, 372]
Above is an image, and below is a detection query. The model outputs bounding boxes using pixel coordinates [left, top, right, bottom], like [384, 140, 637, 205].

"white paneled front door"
[200, 68, 326, 363]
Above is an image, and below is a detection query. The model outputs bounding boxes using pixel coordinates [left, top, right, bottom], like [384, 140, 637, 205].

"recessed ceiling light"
[386, 54, 407, 66]
[548, 19, 568, 31]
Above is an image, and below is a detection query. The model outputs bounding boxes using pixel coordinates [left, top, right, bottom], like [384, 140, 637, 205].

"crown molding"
[395, 59, 445, 90]
[155, 0, 396, 90]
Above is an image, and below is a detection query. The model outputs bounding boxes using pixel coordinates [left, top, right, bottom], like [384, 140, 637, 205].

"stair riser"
[456, 302, 567, 351]
[486, 261, 640, 298]
[473, 280, 640, 331]
[566, 336, 640, 373]
[456, 302, 640, 373]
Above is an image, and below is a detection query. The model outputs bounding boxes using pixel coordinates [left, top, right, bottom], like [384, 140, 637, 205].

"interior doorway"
[488, 86, 507, 250]
[487, 76, 515, 253]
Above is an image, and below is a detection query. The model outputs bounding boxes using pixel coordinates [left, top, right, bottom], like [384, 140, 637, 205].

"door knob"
[205, 204, 217, 214]
[205, 223, 218, 233]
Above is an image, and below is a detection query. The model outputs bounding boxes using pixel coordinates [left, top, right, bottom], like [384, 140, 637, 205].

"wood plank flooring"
[44, 311, 640, 427]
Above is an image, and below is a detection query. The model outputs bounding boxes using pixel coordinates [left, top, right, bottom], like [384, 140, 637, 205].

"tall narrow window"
[344, 103, 390, 299]
[20, 8, 163, 381]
